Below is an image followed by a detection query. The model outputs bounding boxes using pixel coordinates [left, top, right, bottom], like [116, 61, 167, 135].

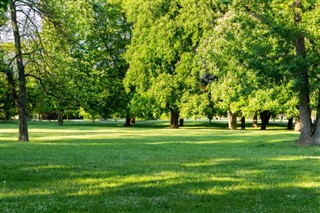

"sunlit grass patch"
[0, 120, 319, 212]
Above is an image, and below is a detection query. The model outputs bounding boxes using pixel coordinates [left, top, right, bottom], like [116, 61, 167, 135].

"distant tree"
[124, 0, 225, 128]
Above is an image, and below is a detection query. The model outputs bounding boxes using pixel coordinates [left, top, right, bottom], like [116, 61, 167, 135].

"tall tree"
[8, 0, 29, 141]
[124, 0, 222, 128]
[233, 0, 320, 144]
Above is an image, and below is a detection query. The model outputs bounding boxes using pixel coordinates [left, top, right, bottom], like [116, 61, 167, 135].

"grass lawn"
[0, 120, 320, 212]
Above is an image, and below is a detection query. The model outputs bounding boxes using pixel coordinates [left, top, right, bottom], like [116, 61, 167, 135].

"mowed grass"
[0, 120, 320, 212]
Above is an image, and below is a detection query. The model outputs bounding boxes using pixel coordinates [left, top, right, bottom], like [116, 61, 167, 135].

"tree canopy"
[1, 0, 320, 145]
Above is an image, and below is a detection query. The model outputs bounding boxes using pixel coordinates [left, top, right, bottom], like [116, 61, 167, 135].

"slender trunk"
[170, 110, 179, 129]
[228, 111, 237, 130]
[260, 110, 271, 130]
[58, 111, 64, 126]
[179, 118, 184, 127]
[287, 118, 293, 130]
[241, 117, 245, 130]
[124, 113, 131, 127]
[252, 113, 258, 128]
[10, 0, 28, 141]
[294, 0, 312, 144]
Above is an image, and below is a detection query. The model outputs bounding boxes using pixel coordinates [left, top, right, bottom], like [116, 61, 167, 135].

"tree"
[31, 0, 132, 125]
[124, 0, 223, 128]
[233, 0, 320, 144]
[7, 0, 30, 141]
[196, 8, 260, 130]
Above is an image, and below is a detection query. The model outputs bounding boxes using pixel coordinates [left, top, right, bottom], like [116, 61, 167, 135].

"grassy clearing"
[1, 120, 320, 212]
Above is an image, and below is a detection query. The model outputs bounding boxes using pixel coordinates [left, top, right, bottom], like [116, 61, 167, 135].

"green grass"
[1, 120, 320, 212]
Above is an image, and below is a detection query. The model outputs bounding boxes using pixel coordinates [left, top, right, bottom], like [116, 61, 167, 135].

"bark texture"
[10, 0, 29, 141]
[228, 111, 237, 130]
[58, 111, 64, 126]
[170, 110, 179, 129]
[294, 0, 312, 144]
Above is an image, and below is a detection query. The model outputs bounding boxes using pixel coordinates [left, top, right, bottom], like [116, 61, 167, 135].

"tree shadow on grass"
[1, 127, 319, 212]
[1, 161, 319, 212]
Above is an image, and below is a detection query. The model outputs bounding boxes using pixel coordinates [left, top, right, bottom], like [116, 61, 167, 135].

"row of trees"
[1, 0, 320, 145]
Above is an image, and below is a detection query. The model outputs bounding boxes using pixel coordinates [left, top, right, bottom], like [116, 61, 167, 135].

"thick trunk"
[287, 118, 293, 130]
[228, 111, 237, 130]
[295, 118, 301, 132]
[313, 91, 320, 134]
[294, 0, 312, 144]
[307, 92, 320, 145]
[170, 110, 179, 129]
[125, 117, 131, 126]
[307, 120, 320, 145]
[58, 112, 64, 126]
[241, 117, 245, 130]
[252, 113, 258, 128]
[260, 110, 271, 130]
[130, 115, 136, 125]
[124, 113, 135, 126]
[10, 0, 28, 141]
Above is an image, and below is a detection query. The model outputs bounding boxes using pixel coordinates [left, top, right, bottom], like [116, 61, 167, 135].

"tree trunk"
[124, 113, 131, 127]
[241, 117, 245, 130]
[313, 91, 320, 134]
[260, 110, 271, 130]
[287, 117, 293, 130]
[252, 113, 258, 128]
[294, 0, 312, 144]
[179, 118, 184, 127]
[58, 111, 64, 126]
[228, 111, 237, 130]
[295, 118, 300, 132]
[307, 92, 320, 144]
[130, 114, 136, 125]
[307, 117, 320, 145]
[125, 117, 131, 126]
[170, 110, 179, 129]
[10, 0, 29, 141]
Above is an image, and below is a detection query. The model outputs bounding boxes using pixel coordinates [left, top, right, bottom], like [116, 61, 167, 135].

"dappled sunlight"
[270, 156, 320, 161]
[296, 181, 320, 189]
[64, 171, 187, 197]
[182, 158, 241, 167]
[0, 189, 52, 199]
[33, 134, 133, 141]
[0, 129, 17, 133]
[2, 122, 318, 212]
[22, 165, 75, 171]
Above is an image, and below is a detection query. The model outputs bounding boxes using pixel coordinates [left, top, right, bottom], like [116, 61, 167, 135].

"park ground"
[0, 120, 320, 212]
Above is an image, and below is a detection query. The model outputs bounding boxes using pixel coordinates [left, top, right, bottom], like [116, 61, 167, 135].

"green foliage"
[29, 0, 131, 119]
[0, 0, 9, 11]
[124, 0, 221, 119]
[0, 74, 16, 119]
